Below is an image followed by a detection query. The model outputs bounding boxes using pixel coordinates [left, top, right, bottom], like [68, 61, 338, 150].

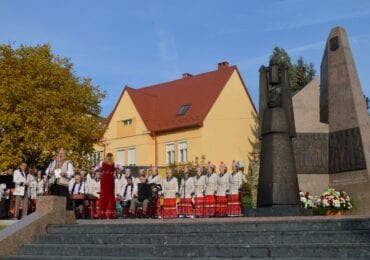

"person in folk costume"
[122, 168, 138, 187]
[114, 170, 124, 199]
[129, 174, 152, 217]
[78, 169, 90, 217]
[0, 182, 10, 219]
[87, 167, 96, 182]
[27, 168, 38, 213]
[13, 162, 29, 219]
[215, 162, 230, 217]
[162, 168, 179, 219]
[193, 165, 206, 217]
[204, 162, 217, 217]
[45, 148, 75, 210]
[36, 170, 47, 196]
[120, 176, 136, 217]
[148, 165, 163, 218]
[227, 160, 243, 216]
[87, 171, 101, 219]
[96, 153, 123, 219]
[5, 168, 15, 219]
[178, 166, 195, 218]
[86, 168, 95, 188]
[69, 174, 86, 218]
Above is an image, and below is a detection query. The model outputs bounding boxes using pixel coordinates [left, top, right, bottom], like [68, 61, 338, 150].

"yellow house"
[94, 62, 257, 170]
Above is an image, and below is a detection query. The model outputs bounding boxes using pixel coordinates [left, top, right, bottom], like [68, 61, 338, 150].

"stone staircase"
[4, 216, 370, 259]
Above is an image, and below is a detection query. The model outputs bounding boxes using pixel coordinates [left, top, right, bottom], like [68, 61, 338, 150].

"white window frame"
[128, 147, 136, 166]
[122, 119, 133, 126]
[91, 151, 102, 166]
[166, 143, 175, 164]
[178, 141, 188, 163]
[117, 149, 125, 166]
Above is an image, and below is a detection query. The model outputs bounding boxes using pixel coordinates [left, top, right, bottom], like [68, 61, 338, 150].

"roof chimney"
[182, 73, 193, 78]
[218, 61, 229, 69]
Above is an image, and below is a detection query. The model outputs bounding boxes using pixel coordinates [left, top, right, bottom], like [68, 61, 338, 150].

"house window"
[166, 143, 175, 164]
[177, 104, 191, 116]
[91, 151, 102, 166]
[122, 119, 133, 126]
[117, 149, 125, 165]
[128, 147, 136, 166]
[178, 141, 188, 163]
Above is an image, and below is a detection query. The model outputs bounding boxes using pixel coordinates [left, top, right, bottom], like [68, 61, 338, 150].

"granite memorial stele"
[246, 59, 312, 217]
[292, 26, 370, 215]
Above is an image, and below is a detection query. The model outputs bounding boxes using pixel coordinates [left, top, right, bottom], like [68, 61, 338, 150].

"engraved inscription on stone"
[293, 133, 328, 174]
[329, 127, 367, 173]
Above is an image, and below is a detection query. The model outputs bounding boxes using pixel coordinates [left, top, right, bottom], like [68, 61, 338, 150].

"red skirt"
[163, 198, 177, 219]
[89, 199, 100, 219]
[227, 194, 242, 216]
[215, 196, 228, 217]
[154, 198, 161, 217]
[179, 198, 193, 216]
[28, 199, 37, 213]
[98, 163, 117, 219]
[194, 196, 204, 217]
[203, 195, 216, 217]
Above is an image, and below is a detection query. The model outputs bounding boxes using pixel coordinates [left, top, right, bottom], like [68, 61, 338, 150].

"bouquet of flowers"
[299, 191, 314, 209]
[315, 188, 353, 214]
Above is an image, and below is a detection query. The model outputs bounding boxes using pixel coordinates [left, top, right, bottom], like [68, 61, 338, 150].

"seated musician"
[129, 175, 152, 217]
[69, 174, 86, 218]
[120, 176, 135, 216]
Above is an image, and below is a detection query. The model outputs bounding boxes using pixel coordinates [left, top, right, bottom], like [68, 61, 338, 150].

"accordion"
[138, 183, 154, 202]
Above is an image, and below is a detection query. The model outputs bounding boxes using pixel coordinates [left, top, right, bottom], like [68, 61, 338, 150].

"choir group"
[72, 161, 246, 219]
[0, 149, 245, 220]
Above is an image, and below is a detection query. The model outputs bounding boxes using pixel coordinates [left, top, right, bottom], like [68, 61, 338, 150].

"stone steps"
[15, 243, 370, 258]
[35, 230, 370, 245]
[5, 217, 370, 258]
[46, 218, 370, 234]
[7, 257, 370, 260]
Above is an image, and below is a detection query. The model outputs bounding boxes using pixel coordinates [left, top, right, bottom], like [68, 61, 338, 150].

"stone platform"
[3, 215, 370, 259]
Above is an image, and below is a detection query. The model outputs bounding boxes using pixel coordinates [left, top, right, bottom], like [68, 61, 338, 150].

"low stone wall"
[0, 196, 76, 256]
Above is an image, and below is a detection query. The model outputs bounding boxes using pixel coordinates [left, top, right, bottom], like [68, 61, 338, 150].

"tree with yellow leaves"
[0, 44, 105, 169]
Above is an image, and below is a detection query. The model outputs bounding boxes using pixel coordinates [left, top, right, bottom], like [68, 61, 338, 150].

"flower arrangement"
[315, 188, 353, 214]
[299, 191, 314, 209]
[300, 188, 353, 215]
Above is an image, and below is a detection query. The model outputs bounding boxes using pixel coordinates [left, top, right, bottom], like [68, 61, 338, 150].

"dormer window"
[177, 104, 191, 116]
[122, 119, 132, 126]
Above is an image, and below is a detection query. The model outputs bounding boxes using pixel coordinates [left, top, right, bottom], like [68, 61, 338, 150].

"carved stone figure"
[257, 59, 300, 208]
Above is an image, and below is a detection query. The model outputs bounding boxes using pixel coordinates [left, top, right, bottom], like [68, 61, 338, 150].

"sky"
[1, 0, 370, 116]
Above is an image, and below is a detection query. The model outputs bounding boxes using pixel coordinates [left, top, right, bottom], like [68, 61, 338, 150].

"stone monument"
[293, 26, 370, 214]
[246, 59, 310, 216]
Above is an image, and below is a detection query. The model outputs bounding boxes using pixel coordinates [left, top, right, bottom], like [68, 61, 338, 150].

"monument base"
[244, 206, 312, 217]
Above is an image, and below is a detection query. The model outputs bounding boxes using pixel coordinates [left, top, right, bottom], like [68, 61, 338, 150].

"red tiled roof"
[107, 64, 256, 133]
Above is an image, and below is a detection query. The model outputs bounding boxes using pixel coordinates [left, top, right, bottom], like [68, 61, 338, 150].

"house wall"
[98, 90, 153, 166]
[155, 127, 203, 167]
[94, 70, 257, 171]
[202, 70, 258, 171]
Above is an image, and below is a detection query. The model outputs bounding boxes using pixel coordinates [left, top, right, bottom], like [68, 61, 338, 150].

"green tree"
[0, 44, 105, 169]
[365, 95, 370, 114]
[293, 57, 316, 94]
[269, 47, 316, 95]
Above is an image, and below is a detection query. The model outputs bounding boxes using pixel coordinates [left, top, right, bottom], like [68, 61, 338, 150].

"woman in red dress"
[98, 153, 121, 219]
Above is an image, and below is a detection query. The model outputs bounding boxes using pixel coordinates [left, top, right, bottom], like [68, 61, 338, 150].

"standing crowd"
[0, 148, 246, 220]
